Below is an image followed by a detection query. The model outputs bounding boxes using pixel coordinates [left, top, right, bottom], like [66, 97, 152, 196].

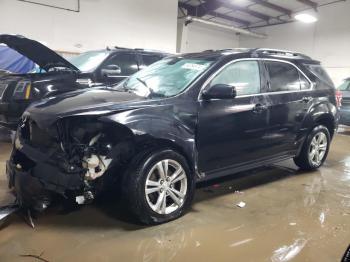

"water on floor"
[0, 127, 349, 261]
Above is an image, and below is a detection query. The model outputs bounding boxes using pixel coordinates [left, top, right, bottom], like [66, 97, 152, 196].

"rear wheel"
[122, 149, 195, 225]
[294, 125, 330, 170]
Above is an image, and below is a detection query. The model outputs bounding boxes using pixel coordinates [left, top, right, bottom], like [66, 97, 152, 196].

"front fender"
[99, 105, 198, 173]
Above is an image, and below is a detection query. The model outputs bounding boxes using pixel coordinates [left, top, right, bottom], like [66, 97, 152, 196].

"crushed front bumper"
[6, 138, 85, 211]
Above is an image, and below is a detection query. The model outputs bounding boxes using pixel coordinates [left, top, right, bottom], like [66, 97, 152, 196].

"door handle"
[302, 96, 312, 103]
[253, 103, 267, 114]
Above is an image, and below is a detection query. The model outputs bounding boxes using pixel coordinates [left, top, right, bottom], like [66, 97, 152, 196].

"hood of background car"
[25, 88, 154, 127]
[0, 34, 79, 72]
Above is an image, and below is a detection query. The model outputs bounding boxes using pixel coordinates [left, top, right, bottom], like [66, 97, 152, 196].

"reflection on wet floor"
[0, 127, 349, 261]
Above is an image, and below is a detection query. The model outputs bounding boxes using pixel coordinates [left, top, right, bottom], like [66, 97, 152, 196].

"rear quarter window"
[304, 64, 334, 87]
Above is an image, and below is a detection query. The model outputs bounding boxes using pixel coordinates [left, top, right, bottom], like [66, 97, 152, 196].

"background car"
[337, 78, 350, 125]
[0, 34, 170, 129]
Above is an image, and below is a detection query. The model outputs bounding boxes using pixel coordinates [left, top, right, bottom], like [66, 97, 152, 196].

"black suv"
[6, 48, 339, 225]
[0, 34, 169, 129]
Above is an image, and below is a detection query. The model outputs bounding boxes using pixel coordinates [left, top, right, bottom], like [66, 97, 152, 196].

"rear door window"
[265, 61, 301, 92]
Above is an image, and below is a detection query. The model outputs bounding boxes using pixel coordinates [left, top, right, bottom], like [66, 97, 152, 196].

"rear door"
[263, 59, 313, 155]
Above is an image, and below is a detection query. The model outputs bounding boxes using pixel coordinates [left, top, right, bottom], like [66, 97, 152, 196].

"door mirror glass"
[101, 64, 122, 77]
[202, 84, 237, 100]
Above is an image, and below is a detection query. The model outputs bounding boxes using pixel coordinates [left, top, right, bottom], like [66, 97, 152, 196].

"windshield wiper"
[136, 77, 156, 96]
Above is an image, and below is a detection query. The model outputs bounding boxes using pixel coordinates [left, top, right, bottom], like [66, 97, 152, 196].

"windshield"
[118, 57, 215, 98]
[69, 50, 110, 72]
[338, 79, 350, 91]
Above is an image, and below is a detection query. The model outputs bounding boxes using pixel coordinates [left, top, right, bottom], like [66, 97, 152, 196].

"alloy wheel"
[144, 159, 188, 215]
[308, 131, 328, 166]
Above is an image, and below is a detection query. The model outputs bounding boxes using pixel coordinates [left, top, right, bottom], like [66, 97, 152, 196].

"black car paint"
[6, 49, 339, 210]
[0, 35, 169, 129]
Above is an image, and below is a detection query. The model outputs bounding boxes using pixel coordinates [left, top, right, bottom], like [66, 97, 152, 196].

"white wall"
[178, 21, 239, 53]
[0, 0, 178, 53]
[239, 1, 350, 86]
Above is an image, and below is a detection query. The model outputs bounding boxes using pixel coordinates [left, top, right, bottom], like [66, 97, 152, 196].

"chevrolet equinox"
[7, 48, 339, 224]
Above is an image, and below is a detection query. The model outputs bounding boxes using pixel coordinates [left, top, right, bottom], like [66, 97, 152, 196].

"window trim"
[198, 58, 313, 101]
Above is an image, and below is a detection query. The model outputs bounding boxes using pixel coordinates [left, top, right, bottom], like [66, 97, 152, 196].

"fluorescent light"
[294, 13, 318, 23]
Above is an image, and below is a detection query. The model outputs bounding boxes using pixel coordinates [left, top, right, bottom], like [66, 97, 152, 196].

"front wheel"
[294, 125, 330, 170]
[122, 149, 195, 225]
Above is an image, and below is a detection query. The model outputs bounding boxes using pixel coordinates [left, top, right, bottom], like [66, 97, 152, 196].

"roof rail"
[253, 48, 311, 59]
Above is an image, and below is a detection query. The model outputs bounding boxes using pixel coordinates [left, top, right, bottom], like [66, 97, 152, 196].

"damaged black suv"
[6, 48, 339, 224]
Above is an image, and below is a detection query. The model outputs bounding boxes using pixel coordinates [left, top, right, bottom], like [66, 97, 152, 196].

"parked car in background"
[337, 78, 350, 125]
[7, 48, 339, 225]
[0, 34, 169, 129]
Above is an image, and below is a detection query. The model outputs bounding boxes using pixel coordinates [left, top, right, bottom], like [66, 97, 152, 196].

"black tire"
[122, 148, 195, 225]
[294, 125, 330, 170]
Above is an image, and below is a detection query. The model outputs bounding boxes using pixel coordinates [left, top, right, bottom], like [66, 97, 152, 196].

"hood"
[26, 88, 153, 127]
[0, 34, 79, 72]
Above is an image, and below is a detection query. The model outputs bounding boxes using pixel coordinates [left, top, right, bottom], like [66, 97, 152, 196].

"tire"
[294, 125, 330, 170]
[122, 148, 195, 225]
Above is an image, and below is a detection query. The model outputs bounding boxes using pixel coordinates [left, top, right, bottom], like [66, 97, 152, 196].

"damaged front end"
[7, 114, 135, 212]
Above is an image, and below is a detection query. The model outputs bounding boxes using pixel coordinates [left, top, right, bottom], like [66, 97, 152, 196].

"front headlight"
[13, 81, 31, 100]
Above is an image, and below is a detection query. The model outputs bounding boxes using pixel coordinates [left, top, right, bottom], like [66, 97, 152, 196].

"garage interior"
[0, 0, 350, 261]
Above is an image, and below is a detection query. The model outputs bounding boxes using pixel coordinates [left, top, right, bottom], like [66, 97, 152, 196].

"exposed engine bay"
[8, 116, 136, 211]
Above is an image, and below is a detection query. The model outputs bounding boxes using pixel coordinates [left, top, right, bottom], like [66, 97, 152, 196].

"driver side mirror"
[101, 64, 122, 77]
[202, 84, 237, 100]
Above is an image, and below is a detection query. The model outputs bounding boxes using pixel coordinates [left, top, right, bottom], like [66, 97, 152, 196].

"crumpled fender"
[99, 104, 199, 174]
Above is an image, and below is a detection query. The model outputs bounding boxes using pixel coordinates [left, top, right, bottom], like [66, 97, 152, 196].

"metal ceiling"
[178, 0, 346, 29]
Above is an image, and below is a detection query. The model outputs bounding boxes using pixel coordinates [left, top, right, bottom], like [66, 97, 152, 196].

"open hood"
[0, 34, 79, 72]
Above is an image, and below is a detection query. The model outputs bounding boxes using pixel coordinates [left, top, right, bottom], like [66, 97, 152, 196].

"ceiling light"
[294, 13, 318, 23]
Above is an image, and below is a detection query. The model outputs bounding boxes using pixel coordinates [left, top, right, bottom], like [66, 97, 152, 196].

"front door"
[197, 59, 270, 173]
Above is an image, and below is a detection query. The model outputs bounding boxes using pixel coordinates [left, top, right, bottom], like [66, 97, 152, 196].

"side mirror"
[101, 64, 122, 77]
[202, 84, 237, 100]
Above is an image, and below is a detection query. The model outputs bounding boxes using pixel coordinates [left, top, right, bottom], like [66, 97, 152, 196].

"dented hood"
[0, 34, 79, 71]
[25, 88, 152, 127]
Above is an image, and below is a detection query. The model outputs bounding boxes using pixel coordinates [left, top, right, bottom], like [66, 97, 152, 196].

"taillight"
[335, 90, 342, 107]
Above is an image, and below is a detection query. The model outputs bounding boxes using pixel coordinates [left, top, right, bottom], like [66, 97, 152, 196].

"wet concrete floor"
[0, 127, 349, 261]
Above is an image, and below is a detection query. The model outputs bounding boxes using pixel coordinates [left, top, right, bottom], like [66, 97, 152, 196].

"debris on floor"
[234, 190, 244, 194]
[236, 201, 246, 208]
